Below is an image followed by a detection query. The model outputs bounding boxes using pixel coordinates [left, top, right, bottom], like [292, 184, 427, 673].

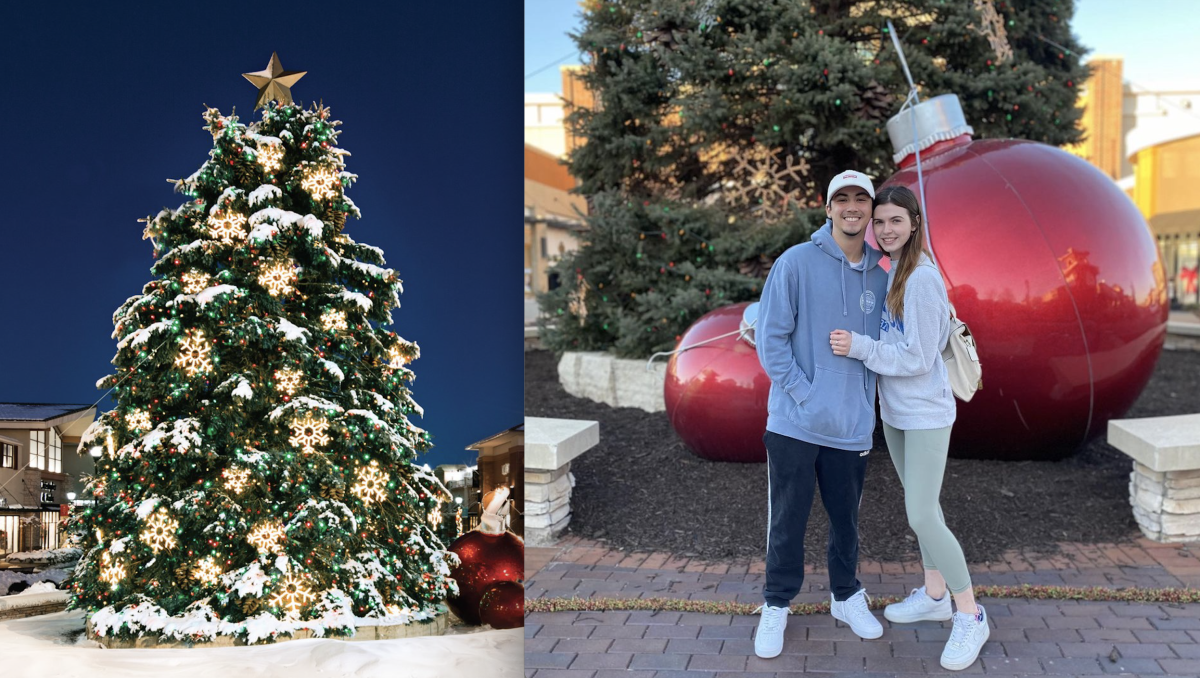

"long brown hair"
[875, 186, 932, 323]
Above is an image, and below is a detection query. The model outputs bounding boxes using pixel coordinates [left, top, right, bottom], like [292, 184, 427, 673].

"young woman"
[829, 185, 989, 671]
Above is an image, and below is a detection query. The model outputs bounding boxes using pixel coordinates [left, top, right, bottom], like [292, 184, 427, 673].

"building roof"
[0, 403, 94, 422]
[466, 424, 524, 450]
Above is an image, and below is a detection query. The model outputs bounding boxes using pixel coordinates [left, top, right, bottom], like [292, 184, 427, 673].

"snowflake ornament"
[429, 498, 443, 528]
[320, 309, 347, 332]
[301, 168, 340, 201]
[275, 367, 303, 395]
[99, 551, 125, 587]
[207, 210, 248, 242]
[256, 142, 285, 173]
[257, 261, 297, 297]
[247, 520, 287, 553]
[386, 346, 407, 369]
[174, 329, 213, 377]
[140, 509, 179, 554]
[289, 413, 330, 454]
[126, 409, 152, 432]
[269, 572, 317, 618]
[193, 555, 223, 584]
[719, 146, 818, 222]
[222, 467, 252, 494]
[351, 460, 390, 504]
[181, 270, 211, 294]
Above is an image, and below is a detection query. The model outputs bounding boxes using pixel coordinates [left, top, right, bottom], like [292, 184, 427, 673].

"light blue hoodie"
[847, 253, 956, 430]
[756, 221, 889, 451]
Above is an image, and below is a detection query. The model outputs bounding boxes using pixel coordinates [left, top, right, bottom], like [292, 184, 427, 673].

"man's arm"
[755, 257, 812, 406]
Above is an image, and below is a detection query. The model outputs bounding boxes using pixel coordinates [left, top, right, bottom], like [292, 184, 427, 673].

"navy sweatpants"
[763, 430, 869, 607]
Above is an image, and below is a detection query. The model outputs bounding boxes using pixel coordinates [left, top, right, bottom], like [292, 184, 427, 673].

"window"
[40, 481, 56, 504]
[0, 443, 14, 469]
[30, 431, 45, 470]
[48, 428, 61, 474]
[540, 237, 548, 259]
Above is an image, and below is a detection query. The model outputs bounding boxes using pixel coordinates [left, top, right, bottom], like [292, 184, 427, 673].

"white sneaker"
[884, 586, 953, 623]
[753, 604, 790, 658]
[830, 589, 883, 639]
[940, 605, 990, 671]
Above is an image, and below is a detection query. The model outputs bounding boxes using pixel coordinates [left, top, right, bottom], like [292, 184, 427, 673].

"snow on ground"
[0, 611, 522, 678]
[6, 548, 80, 564]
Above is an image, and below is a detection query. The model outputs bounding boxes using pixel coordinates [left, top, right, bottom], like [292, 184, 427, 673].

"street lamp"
[67, 492, 76, 502]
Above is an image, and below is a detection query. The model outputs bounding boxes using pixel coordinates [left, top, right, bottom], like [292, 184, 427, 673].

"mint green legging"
[882, 423, 972, 595]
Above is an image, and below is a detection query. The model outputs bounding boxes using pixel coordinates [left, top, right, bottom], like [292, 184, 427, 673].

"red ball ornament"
[873, 95, 1166, 459]
[478, 581, 524, 629]
[446, 529, 523, 625]
[665, 302, 769, 462]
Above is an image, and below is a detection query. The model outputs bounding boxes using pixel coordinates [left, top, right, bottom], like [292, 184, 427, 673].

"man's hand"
[830, 329, 852, 356]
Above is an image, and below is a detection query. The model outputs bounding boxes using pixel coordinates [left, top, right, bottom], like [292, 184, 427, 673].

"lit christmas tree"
[67, 55, 455, 644]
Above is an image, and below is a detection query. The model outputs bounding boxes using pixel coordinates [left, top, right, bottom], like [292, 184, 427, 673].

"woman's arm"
[845, 268, 946, 377]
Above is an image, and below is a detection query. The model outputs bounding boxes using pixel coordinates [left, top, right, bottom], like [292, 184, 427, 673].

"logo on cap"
[842, 173, 858, 179]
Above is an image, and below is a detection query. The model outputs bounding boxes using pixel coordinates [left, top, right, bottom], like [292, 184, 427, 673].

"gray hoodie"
[756, 221, 889, 451]
[847, 253, 955, 430]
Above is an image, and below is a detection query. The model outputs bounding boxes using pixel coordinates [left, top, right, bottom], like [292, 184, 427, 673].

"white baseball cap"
[826, 170, 875, 203]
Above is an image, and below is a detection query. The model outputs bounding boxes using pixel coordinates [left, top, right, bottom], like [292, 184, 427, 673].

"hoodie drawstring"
[840, 258, 848, 317]
[862, 265, 870, 390]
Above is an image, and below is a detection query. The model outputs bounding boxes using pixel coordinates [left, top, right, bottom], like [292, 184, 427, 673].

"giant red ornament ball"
[664, 95, 1166, 462]
[665, 302, 769, 462]
[447, 529, 524, 625]
[478, 580, 525, 629]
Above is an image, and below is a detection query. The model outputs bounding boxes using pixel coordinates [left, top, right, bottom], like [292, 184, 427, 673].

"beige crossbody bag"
[942, 302, 982, 401]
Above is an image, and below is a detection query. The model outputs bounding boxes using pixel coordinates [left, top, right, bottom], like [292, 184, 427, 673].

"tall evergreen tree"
[68, 101, 455, 644]
[541, 0, 1087, 357]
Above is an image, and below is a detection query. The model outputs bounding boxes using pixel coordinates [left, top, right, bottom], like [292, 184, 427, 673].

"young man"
[752, 171, 890, 659]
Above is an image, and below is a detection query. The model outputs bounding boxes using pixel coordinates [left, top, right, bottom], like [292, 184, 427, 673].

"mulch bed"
[524, 347, 1200, 564]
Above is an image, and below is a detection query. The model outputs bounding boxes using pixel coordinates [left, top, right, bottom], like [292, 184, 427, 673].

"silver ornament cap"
[886, 94, 975, 165]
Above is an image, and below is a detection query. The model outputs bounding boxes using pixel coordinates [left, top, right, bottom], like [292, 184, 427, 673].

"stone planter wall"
[0, 600, 68, 620]
[557, 352, 666, 412]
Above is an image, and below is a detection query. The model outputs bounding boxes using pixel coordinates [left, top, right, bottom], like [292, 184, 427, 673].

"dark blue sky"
[0, 4, 521, 468]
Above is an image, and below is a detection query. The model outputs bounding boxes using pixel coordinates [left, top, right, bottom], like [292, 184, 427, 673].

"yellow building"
[1065, 57, 1127, 181]
[1069, 57, 1200, 306]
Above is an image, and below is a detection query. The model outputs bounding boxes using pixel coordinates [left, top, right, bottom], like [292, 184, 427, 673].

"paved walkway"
[526, 536, 1200, 677]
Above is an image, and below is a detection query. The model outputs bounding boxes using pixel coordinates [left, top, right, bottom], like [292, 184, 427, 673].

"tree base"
[85, 612, 449, 648]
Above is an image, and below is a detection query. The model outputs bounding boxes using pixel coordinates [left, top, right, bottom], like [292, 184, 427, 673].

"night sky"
[0, 4, 521, 468]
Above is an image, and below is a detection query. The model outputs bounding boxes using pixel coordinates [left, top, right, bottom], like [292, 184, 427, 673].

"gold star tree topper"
[243, 53, 306, 109]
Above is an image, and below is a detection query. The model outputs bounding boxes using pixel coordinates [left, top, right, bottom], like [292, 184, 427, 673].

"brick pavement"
[525, 536, 1200, 676]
